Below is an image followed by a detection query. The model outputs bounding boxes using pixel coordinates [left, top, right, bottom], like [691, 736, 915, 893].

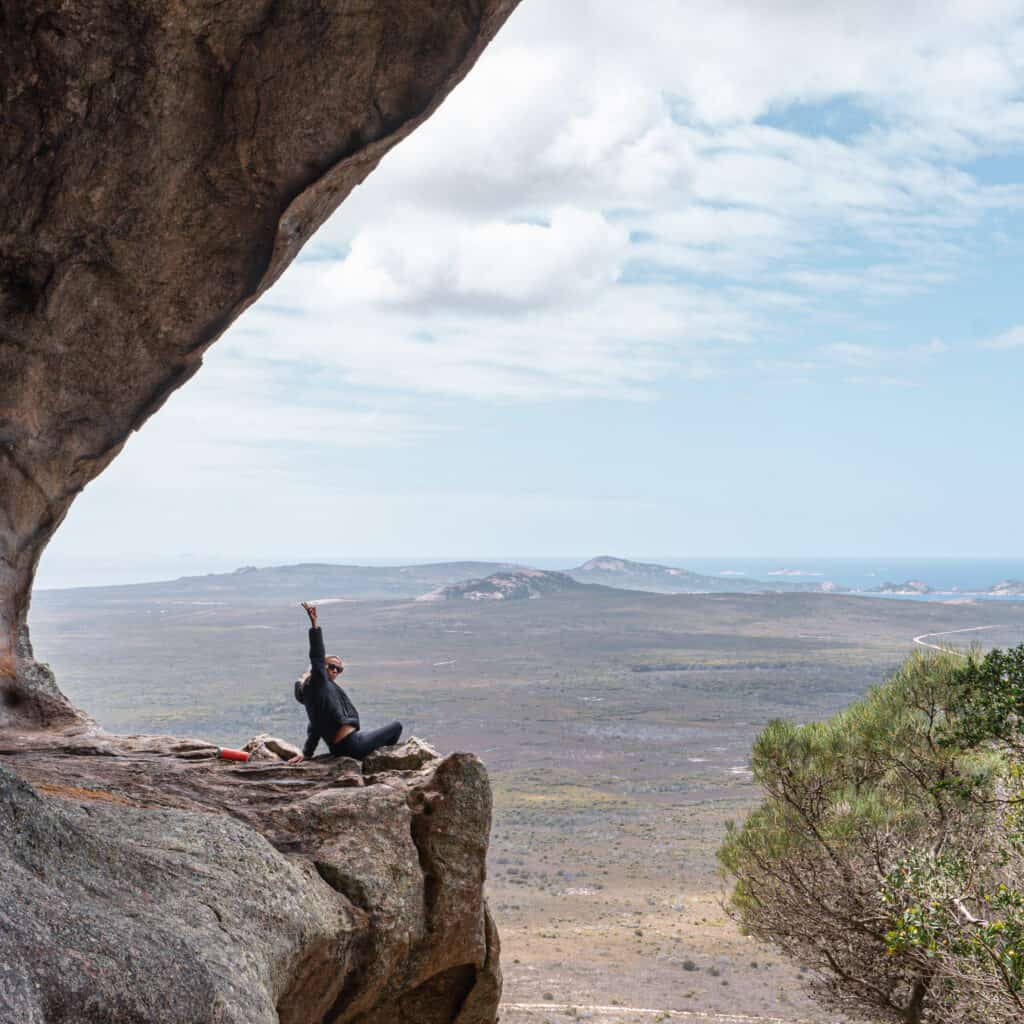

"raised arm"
[289, 603, 326, 764]
[302, 601, 329, 689]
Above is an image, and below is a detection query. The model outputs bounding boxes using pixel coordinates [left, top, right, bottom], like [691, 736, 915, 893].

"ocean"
[644, 556, 1024, 599]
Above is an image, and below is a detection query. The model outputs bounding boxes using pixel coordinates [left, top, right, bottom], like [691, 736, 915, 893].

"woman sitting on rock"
[288, 602, 402, 763]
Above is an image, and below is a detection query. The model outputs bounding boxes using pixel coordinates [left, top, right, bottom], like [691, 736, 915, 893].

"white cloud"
[252, 1, 1023, 408]
[504, 1, 1024, 138]
[303, 207, 629, 311]
[237, 277, 751, 402]
[980, 324, 1024, 349]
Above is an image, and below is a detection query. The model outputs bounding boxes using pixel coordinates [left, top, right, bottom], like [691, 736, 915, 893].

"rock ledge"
[0, 729, 498, 1024]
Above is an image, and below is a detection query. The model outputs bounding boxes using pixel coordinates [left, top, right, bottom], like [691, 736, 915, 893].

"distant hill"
[36, 555, 858, 606]
[566, 555, 841, 595]
[38, 561, 524, 604]
[418, 569, 584, 602]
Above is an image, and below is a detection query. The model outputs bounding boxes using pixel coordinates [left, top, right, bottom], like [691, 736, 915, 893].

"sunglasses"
[326, 663, 342, 672]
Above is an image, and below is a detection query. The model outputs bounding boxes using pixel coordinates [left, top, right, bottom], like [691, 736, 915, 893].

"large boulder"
[0, 0, 520, 727]
[1, 733, 499, 1024]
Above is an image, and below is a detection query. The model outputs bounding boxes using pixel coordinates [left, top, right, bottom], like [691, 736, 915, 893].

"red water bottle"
[216, 747, 250, 762]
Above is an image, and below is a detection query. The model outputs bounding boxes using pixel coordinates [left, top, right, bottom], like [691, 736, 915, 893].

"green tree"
[718, 648, 1024, 1024]
[947, 644, 1024, 753]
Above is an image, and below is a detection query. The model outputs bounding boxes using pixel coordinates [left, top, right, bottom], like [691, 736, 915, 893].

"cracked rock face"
[0, 0, 519, 724]
[1, 733, 499, 1024]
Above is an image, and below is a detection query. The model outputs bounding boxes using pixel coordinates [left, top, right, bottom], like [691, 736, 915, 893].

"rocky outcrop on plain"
[0, 0, 519, 728]
[418, 569, 584, 602]
[0, 730, 498, 1024]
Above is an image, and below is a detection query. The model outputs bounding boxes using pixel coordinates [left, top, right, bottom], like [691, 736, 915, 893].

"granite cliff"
[0, 3, 518, 1020]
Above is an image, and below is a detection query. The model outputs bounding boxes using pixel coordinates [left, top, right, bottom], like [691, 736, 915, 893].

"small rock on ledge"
[243, 733, 303, 762]
[363, 736, 442, 774]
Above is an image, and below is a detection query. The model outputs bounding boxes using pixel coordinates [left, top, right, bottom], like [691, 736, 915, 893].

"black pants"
[329, 721, 402, 759]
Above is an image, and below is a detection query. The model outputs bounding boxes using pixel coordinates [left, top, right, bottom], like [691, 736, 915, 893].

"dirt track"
[500, 1002, 821, 1023]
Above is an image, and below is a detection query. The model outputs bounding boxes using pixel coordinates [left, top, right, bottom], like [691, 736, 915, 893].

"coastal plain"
[28, 573, 1024, 1023]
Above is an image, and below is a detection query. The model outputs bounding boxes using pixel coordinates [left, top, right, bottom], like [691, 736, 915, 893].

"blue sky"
[39, 0, 1024, 586]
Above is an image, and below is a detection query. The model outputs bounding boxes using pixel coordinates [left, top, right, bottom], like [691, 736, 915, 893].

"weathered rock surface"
[0, 728, 498, 1024]
[0, 0, 520, 726]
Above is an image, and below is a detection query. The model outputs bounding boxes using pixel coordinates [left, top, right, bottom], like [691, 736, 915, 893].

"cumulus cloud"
[502, 0, 1024, 138]
[248, 0, 1022, 408]
[42, 2, 1024, 576]
[299, 207, 629, 311]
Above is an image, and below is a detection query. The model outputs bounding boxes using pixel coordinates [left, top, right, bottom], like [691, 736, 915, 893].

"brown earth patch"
[36, 782, 134, 805]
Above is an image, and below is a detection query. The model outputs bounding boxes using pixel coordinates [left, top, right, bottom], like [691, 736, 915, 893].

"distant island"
[866, 578, 1024, 598]
[989, 580, 1024, 596]
[870, 580, 933, 595]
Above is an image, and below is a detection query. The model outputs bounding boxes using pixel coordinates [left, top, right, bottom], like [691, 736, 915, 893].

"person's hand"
[301, 601, 318, 627]
[287, 754, 305, 764]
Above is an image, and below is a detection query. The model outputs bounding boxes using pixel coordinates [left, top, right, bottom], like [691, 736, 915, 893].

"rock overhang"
[0, 0, 521, 728]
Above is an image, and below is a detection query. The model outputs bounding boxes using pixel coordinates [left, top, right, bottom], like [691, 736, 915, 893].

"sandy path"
[500, 1003, 819, 1023]
[912, 624, 1004, 652]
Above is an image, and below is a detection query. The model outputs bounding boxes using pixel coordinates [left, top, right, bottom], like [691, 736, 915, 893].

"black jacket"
[294, 627, 360, 758]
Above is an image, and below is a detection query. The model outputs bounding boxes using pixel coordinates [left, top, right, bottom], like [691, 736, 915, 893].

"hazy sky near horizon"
[41, 0, 1024, 586]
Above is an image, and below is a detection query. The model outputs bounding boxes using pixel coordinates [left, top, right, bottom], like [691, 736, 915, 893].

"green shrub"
[718, 648, 1024, 1024]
